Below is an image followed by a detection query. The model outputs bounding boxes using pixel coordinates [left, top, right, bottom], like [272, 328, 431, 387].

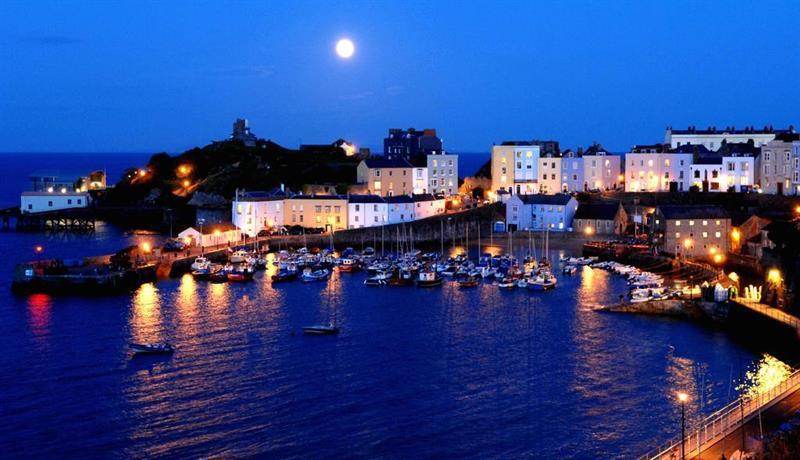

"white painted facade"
[347, 197, 388, 229]
[178, 224, 241, 248]
[505, 195, 578, 232]
[721, 155, 755, 192]
[690, 162, 724, 192]
[427, 153, 459, 196]
[232, 196, 284, 237]
[583, 154, 621, 191]
[560, 154, 584, 192]
[412, 166, 428, 194]
[759, 138, 797, 195]
[625, 152, 693, 192]
[412, 195, 446, 220]
[386, 197, 415, 224]
[538, 156, 562, 194]
[20, 191, 91, 214]
[491, 144, 541, 195]
[666, 128, 778, 149]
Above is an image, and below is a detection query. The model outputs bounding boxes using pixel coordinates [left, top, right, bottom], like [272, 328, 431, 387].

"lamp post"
[678, 392, 688, 460]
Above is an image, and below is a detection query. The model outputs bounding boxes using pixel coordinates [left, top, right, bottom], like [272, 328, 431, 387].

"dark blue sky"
[2, 1, 799, 154]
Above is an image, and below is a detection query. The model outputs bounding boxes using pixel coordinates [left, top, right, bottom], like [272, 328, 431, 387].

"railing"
[736, 299, 800, 333]
[640, 367, 800, 459]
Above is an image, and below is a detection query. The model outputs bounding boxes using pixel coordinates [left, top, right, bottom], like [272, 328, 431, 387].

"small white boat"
[563, 265, 577, 275]
[529, 272, 557, 291]
[230, 250, 249, 264]
[130, 343, 174, 355]
[302, 323, 340, 335]
[190, 257, 209, 271]
[301, 268, 330, 282]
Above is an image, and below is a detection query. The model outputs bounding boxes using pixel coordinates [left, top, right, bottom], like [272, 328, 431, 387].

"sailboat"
[303, 274, 340, 335]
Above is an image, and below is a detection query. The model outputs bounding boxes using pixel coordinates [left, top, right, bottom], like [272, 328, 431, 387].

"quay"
[2, 206, 96, 231]
[641, 365, 800, 459]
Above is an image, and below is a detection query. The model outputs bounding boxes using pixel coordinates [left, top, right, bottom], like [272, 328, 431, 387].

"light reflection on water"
[2, 255, 764, 458]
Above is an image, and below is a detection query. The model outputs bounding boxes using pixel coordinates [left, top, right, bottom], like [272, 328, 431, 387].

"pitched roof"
[574, 203, 620, 220]
[238, 191, 285, 201]
[347, 194, 385, 204]
[287, 194, 347, 200]
[513, 194, 574, 205]
[693, 156, 723, 165]
[386, 195, 414, 204]
[411, 193, 439, 202]
[362, 158, 413, 168]
[195, 222, 239, 234]
[657, 205, 730, 220]
[670, 144, 711, 155]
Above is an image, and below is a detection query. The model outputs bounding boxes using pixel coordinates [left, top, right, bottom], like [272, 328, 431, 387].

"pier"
[641, 367, 800, 459]
[733, 298, 800, 337]
[3, 207, 96, 231]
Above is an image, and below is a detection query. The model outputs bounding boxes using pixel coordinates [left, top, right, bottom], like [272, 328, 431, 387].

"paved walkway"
[734, 299, 800, 336]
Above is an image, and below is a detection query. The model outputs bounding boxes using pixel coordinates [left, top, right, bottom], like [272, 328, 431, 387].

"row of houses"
[491, 142, 622, 195]
[355, 152, 459, 197]
[490, 126, 800, 197]
[231, 191, 447, 237]
[505, 195, 629, 235]
[504, 194, 734, 260]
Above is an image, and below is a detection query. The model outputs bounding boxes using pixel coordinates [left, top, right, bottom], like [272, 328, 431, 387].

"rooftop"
[347, 194, 385, 204]
[386, 195, 414, 204]
[513, 194, 574, 206]
[668, 125, 794, 135]
[574, 203, 620, 220]
[657, 205, 730, 220]
[362, 158, 414, 168]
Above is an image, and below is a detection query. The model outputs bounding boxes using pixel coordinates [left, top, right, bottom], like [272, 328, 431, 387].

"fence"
[736, 299, 800, 334]
[640, 368, 800, 459]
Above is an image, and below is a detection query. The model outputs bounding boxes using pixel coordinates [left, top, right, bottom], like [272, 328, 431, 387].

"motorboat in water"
[529, 272, 557, 291]
[130, 343, 174, 355]
[230, 250, 249, 264]
[302, 323, 340, 335]
[301, 267, 330, 282]
[416, 270, 443, 287]
[458, 276, 480, 288]
[562, 265, 577, 275]
[190, 257, 210, 271]
[364, 270, 392, 286]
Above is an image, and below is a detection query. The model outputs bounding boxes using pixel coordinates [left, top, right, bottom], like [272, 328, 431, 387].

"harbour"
[0, 213, 781, 458]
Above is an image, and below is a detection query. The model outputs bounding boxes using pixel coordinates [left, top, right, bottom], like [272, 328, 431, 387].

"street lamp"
[677, 392, 689, 460]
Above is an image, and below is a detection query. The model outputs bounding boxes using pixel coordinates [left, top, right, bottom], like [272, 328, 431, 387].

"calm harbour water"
[0, 153, 762, 458]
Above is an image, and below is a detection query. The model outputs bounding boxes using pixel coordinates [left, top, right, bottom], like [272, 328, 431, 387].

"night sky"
[2, 0, 799, 153]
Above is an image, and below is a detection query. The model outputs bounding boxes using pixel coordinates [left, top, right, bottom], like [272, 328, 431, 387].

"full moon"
[335, 38, 355, 59]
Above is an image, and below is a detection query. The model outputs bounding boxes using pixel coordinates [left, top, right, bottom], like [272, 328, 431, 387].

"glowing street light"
[141, 242, 152, 253]
[138, 169, 147, 177]
[713, 253, 724, 264]
[182, 179, 191, 188]
[177, 164, 191, 176]
[768, 268, 782, 285]
[34, 245, 43, 254]
[584, 226, 594, 236]
[677, 392, 689, 460]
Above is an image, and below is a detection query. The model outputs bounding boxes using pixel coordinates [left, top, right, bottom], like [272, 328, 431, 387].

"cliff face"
[100, 140, 360, 208]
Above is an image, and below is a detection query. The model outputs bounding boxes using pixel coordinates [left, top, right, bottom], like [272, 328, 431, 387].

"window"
[689, 220, 695, 226]
[324, 206, 331, 213]
[67, 199, 72, 204]
[48, 201, 53, 207]
[27, 204, 32, 210]
[77, 199, 82, 204]
[316, 216, 322, 223]
[694, 170, 700, 179]
[702, 220, 707, 226]
[675, 221, 681, 226]
[376, 170, 381, 177]
[334, 206, 341, 213]
[702, 232, 708, 238]
[315, 205, 322, 212]
[715, 232, 721, 238]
